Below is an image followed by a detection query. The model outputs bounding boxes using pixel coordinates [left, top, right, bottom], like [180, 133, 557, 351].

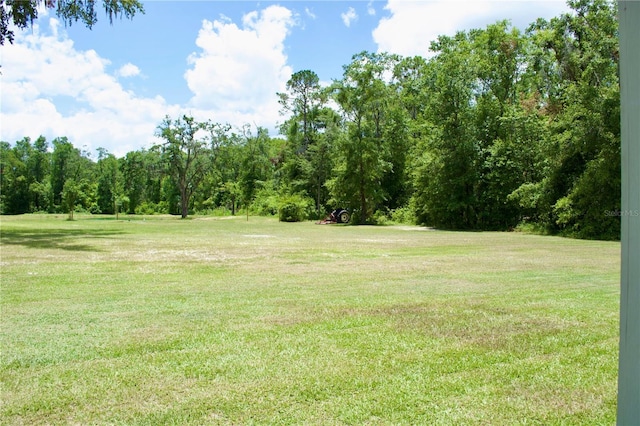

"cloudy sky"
[1, 0, 571, 157]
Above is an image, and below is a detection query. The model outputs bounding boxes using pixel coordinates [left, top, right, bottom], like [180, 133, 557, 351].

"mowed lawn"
[0, 214, 620, 425]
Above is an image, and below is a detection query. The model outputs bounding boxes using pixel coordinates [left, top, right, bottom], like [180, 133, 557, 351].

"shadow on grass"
[0, 228, 126, 252]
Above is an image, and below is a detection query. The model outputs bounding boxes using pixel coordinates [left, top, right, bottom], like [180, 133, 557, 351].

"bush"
[390, 206, 415, 225]
[278, 194, 313, 222]
[134, 201, 168, 215]
[252, 187, 279, 216]
[373, 210, 390, 225]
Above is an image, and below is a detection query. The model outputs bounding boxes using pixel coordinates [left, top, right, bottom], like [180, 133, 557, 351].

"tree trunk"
[180, 187, 189, 219]
[359, 157, 366, 224]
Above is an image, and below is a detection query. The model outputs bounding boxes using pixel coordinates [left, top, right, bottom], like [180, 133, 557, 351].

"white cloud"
[117, 63, 141, 78]
[1, 5, 300, 158]
[341, 7, 358, 27]
[305, 7, 317, 19]
[183, 5, 296, 132]
[367, 1, 376, 16]
[373, 0, 571, 58]
[0, 18, 178, 157]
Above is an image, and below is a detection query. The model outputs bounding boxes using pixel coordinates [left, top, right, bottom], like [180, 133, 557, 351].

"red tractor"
[317, 208, 350, 224]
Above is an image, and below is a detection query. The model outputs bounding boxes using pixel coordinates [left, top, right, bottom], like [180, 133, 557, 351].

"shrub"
[278, 194, 313, 222]
[134, 201, 168, 215]
[390, 206, 415, 225]
[252, 186, 279, 216]
[373, 209, 390, 225]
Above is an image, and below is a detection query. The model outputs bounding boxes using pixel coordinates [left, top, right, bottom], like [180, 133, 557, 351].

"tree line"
[0, 0, 620, 240]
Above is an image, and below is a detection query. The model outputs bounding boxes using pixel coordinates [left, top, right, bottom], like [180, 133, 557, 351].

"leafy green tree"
[471, 22, 528, 229]
[61, 178, 91, 219]
[96, 148, 121, 214]
[306, 107, 341, 216]
[277, 71, 338, 216]
[214, 130, 245, 215]
[380, 102, 410, 211]
[62, 179, 79, 219]
[142, 148, 165, 210]
[155, 115, 212, 219]
[239, 126, 275, 212]
[516, 0, 620, 238]
[329, 52, 398, 224]
[393, 56, 429, 123]
[0, 141, 29, 214]
[27, 136, 51, 212]
[1, 0, 144, 45]
[50, 137, 88, 210]
[411, 33, 479, 229]
[114, 194, 129, 219]
[121, 150, 147, 213]
[278, 70, 323, 150]
[190, 122, 232, 214]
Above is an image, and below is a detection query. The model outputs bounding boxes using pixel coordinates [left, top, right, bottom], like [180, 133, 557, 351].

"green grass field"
[0, 214, 621, 425]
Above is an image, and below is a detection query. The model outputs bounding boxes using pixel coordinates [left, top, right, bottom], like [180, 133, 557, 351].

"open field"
[0, 214, 620, 425]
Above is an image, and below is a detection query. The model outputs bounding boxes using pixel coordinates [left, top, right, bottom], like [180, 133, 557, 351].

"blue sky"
[1, 1, 571, 157]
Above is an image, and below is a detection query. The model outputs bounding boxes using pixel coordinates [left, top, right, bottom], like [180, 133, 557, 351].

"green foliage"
[0, 0, 621, 240]
[114, 194, 129, 218]
[1, 0, 144, 45]
[329, 52, 399, 224]
[121, 150, 148, 213]
[251, 184, 279, 216]
[278, 193, 313, 222]
[134, 201, 168, 215]
[390, 206, 415, 225]
[155, 115, 215, 218]
[0, 142, 28, 214]
[410, 32, 480, 230]
[61, 178, 91, 220]
[95, 150, 121, 215]
[160, 175, 180, 215]
[239, 126, 275, 209]
[553, 151, 620, 240]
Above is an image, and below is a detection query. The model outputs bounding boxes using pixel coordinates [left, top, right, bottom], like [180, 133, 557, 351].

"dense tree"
[0, 141, 29, 214]
[277, 70, 338, 216]
[239, 126, 275, 212]
[306, 107, 342, 216]
[95, 148, 121, 214]
[121, 150, 146, 213]
[470, 22, 528, 229]
[0, 0, 621, 239]
[511, 0, 620, 239]
[191, 122, 233, 214]
[2, 136, 52, 214]
[155, 115, 212, 219]
[27, 136, 51, 212]
[278, 70, 323, 151]
[214, 131, 245, 215]
[50, 137, 94, 212]
[411, 33, 479, 229]
[61, 178, 87, 220]
[329, 52, 399, 224]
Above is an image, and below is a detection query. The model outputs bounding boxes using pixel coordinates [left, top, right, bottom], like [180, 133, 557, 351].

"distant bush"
[135, 201, 168, 215]
[370, 206, 415, 225]
[278, 194, 313, 222]
[390, 206, 415, 225]
[252, 187, 279, 216]
[373, 210, 390, 225]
